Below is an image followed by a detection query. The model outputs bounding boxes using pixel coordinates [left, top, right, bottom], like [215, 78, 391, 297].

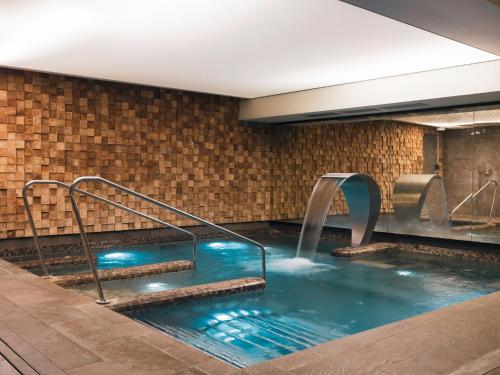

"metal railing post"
[68, 191, 108, 304]
[488, 181, 498, 223]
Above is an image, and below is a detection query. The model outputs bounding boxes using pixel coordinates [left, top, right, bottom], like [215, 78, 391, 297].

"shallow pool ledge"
[107, 277, 266, 313]
[332, 242, 399, 257]
[50, 260, 193, 287]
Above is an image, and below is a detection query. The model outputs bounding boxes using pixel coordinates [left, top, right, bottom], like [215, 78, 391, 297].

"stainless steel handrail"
[450, 179, 498, 223]
[69, 177, 267, 286]
[23, 180, 197, 292]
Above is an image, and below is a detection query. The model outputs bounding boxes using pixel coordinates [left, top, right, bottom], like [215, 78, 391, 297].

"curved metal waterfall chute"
[393, 174, 448, 226]
[296, 173, 381, 259]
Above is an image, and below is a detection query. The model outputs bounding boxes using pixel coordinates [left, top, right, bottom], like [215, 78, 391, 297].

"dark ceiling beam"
[341, 0, 500, 56]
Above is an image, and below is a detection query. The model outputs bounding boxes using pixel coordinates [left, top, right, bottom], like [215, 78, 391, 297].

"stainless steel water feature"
[297, 173, 381, 259]
[23, 180, 198, 287]
[393, 174, 448, 226]
[69, 176, 267, 304]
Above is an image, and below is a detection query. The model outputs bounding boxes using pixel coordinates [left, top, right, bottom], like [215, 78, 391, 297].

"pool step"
[15, 255, 91, 269]
[143, 308, 329, 367]
[107, 277, 266, 312]
[205, 316, 315, 354]
[332, 242, 398, 257]
[49, 260, 193, 287]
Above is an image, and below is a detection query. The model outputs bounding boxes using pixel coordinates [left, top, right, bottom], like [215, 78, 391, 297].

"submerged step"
[107, 277, 266, 312]
[15, 255, 91, 269]
[49, 260, 193, 287]
[332, 242, 399, 257]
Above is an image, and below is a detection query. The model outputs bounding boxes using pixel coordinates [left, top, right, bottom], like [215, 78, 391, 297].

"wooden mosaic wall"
[0, 67, 428, 239]
[0, 68, 274, 238]
[270, 120, 428, 219]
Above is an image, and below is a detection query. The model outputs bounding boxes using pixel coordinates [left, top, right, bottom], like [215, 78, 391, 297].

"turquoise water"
[78, 235, 500, 367]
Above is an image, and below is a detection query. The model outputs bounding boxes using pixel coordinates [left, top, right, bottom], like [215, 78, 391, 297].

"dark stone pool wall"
[2, 221, 499, 266]
[0, 221, 272, 261]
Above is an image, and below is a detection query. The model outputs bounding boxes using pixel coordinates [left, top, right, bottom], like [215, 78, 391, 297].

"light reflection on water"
[33, 234, 500, 367]
[84, 234, 500, 368]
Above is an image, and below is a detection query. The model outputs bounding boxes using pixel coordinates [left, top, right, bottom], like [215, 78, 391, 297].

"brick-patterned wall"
[270, 120, 428, 219]
[0, 67, 428, 240]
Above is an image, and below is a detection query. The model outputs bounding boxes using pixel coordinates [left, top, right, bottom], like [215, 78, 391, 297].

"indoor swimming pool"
[53, 234, 500, 367]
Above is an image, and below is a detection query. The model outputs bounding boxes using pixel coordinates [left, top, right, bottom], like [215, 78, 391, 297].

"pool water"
[76, 234, 500, 367]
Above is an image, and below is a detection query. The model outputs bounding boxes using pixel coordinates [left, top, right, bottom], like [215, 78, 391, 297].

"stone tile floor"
[0, 258, 236, 375]
[1, 257, 499, 374]
[0, 356, 23, 374]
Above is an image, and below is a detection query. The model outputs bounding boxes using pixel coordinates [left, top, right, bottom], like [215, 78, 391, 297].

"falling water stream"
[296, 173, 381, 260]
[296, 177, 342, 259]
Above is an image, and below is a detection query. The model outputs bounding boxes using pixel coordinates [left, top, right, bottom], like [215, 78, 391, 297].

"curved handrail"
[23, 180, 197, 287]
[69, 176, 267, 303]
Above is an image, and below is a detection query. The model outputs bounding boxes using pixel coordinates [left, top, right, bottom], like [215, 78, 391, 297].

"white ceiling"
[0, 0, 497, 98]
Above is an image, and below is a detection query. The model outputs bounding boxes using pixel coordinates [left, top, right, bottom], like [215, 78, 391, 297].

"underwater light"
[213, 313, 232, 322]
[146, 282, 167, 291]
[396, 270, 415, 277]
[206, 241, 250, 251]
[102, 252, 131, 260]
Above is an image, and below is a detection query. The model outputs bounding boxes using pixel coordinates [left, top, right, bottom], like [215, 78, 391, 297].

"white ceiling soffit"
[394, 109, 500, 129]
[239, 60, 500, 123]
[341, 0, 500, 56]
[0, 0, 497, 99]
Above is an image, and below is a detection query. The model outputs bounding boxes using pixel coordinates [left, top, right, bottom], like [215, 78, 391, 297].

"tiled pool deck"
[1, 258, 499, 375]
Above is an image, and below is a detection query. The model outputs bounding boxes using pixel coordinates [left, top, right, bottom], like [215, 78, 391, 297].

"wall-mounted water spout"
[393, 174, 448, 226]
[296, 173, 381, 259]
